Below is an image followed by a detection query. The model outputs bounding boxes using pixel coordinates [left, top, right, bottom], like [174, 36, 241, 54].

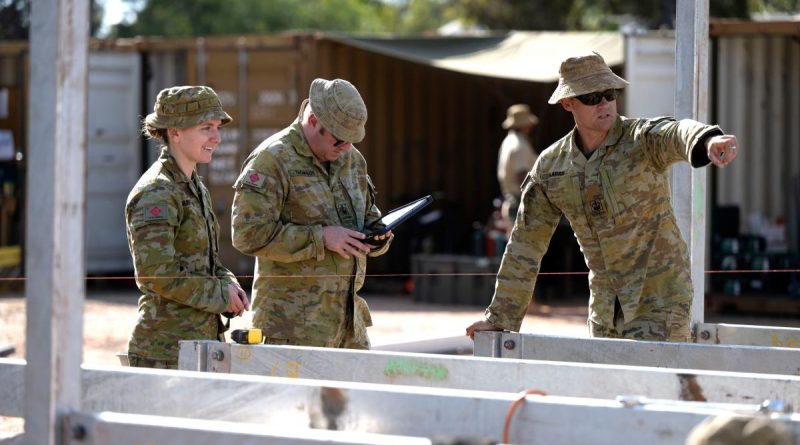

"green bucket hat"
[548, 52, 628, 104]
[145, 86, 232, 129]
[308, 78, 367, 144]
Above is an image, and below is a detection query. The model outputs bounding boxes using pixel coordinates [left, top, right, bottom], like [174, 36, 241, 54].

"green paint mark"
[384, 358, 448, 380]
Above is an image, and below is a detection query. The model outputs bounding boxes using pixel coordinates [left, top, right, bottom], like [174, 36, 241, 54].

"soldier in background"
[497, 104, 539, 234]
[231, 78, 391, 349]
[467, 52, 740, 342]
[126, 86, 249, 369]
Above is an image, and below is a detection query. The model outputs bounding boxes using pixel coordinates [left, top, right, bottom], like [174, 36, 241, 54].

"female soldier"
[125, 85, 249, 368]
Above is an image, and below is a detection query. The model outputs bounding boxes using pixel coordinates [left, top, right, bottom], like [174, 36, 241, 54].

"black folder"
[363, 195, 433, 242]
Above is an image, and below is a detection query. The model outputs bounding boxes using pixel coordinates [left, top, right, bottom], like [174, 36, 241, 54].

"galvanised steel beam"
[63, 411, 432, 445]
[177, 341, 800, 407]
[3, 361, 799, 445]
[473, 332, 800, 376]
[695, 323, 800, 348]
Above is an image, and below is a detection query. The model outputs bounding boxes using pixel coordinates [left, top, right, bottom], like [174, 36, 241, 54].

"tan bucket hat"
[502, 104, 539, 130]
[308, 78, 367, 144]
[548, 52, 629, 104]
[145, 86, 232, 129]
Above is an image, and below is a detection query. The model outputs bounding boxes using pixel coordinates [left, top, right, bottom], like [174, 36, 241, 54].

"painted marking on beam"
[383, 358, 448, 381]
[772, 333, 799, 348]
[237, 347, 252, 361]
[268, 358, 300, 378]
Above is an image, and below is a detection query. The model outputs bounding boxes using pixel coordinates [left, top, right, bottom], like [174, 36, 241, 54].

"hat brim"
[548, 72, 628, 104]
[502, 114, 539, 130]
[144, 108, 232, 129]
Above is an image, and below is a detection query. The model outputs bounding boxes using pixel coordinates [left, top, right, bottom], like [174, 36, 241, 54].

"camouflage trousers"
[263, 328, 370, 350]
[127, 353, 178, 369]
[589, 299, 691, 342]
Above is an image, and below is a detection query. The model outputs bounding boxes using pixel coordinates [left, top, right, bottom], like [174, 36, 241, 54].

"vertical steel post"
[26, 0, 88, 443]
[673, 0, 709, 329]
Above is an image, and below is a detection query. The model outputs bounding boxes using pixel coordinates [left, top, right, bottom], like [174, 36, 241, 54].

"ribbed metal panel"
[714, 35, 800, 251]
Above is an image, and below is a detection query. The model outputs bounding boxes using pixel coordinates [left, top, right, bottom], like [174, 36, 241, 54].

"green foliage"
[114, 0, 403, 37]
[449, 0, 796, 31]
[0, 0, 106, 40]
[0, 0, 29, 39]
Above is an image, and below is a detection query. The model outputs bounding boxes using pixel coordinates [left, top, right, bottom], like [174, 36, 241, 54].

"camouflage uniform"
[126, 86, 237, 367]
[231, 119, 389, 349]
[485, 115, 722, 342]
[126, 149, 237, 366]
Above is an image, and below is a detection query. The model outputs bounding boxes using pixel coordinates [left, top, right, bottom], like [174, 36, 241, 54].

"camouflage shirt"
[231, 120, 390, 347]
[126, 148, 237, 361]
[486, 115, 722, 331]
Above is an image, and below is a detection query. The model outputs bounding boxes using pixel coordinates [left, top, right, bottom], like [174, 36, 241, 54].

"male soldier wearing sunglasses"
[468, 52, 739, 343]
[232, 78, 392, 349]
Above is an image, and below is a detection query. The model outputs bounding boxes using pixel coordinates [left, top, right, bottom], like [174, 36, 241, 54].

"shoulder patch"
[242, 170, 267, 188]
[144, 203, 168, 221]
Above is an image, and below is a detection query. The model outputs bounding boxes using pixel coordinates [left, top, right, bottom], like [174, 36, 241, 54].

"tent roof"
[325, 31, 624, 83]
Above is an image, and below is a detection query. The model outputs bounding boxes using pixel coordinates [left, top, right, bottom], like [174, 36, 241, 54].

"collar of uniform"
[601, 114, 625, 148]
[287, 119, 348, 173]
[158, 147, 193, 183]
[566, 114, 625, 159]
[288, 119, 316, 160]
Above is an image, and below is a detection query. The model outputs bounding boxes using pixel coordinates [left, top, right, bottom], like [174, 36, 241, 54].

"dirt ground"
[0, 285, 589, 439]
[2, 286, 799, 439]
[0, 286, 590, 367]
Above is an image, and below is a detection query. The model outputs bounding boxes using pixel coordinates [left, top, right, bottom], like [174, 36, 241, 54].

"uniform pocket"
[600, 168, 621, 224]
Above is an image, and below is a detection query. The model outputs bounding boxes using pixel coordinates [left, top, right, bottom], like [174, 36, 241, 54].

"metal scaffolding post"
[672, 0, 710, 327]
[25, 0, 89, 444]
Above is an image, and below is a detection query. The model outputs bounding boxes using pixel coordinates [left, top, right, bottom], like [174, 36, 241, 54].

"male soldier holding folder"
[232, 78, 391, 349]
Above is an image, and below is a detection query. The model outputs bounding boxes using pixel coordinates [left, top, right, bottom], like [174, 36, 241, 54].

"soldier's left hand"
[225, 282, 250, 317]
[323, 226, 371, 259]
[705, 134, 739, 168]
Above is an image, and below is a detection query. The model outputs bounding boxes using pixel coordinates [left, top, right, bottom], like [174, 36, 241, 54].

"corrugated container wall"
[151, 34, 581, 277]
[713, 31, 800, 252]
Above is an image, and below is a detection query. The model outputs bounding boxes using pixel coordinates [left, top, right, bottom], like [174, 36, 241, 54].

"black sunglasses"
[333, 136, 347, 147]
[575, 89, 620, 106]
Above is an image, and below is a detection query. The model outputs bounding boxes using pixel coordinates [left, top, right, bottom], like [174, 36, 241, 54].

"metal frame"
[3, 361, 799, 445]
[473, 332, 800, 376]
[176, 341, 800, 407]
[696, 323, 800, 347]
[63, 411, 432, 445]
[15, 2, 796, 443]
[25, 1, 88, 444]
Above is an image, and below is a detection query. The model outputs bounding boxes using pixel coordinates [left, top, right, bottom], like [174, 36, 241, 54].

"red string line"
[0, 269, 799, 282]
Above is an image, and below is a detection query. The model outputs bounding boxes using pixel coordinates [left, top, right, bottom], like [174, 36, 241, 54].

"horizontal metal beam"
[4, 361, 800, 444]
[696, 323, 800, 348]
[177, 341, 800, 407]
[64, 411, 432, 445]
[474, 332, 800, 375]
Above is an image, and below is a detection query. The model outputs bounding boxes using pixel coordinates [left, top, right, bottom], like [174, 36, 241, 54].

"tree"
[0, 0, 106, 40]
[448, 0, 795, 32]
[0, 0, 29, 40]
[113, 0, 396, 37]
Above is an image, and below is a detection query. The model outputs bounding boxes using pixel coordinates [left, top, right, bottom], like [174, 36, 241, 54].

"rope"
[0, 268, 797, 282]
[503, 388, 547, 444]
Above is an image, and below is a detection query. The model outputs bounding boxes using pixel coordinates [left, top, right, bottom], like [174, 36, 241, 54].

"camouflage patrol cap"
[548, 52, 628, 104]
[685, 415, 791, 445]
[308, 78, 367, 144]
[145, 86, 232, 129]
